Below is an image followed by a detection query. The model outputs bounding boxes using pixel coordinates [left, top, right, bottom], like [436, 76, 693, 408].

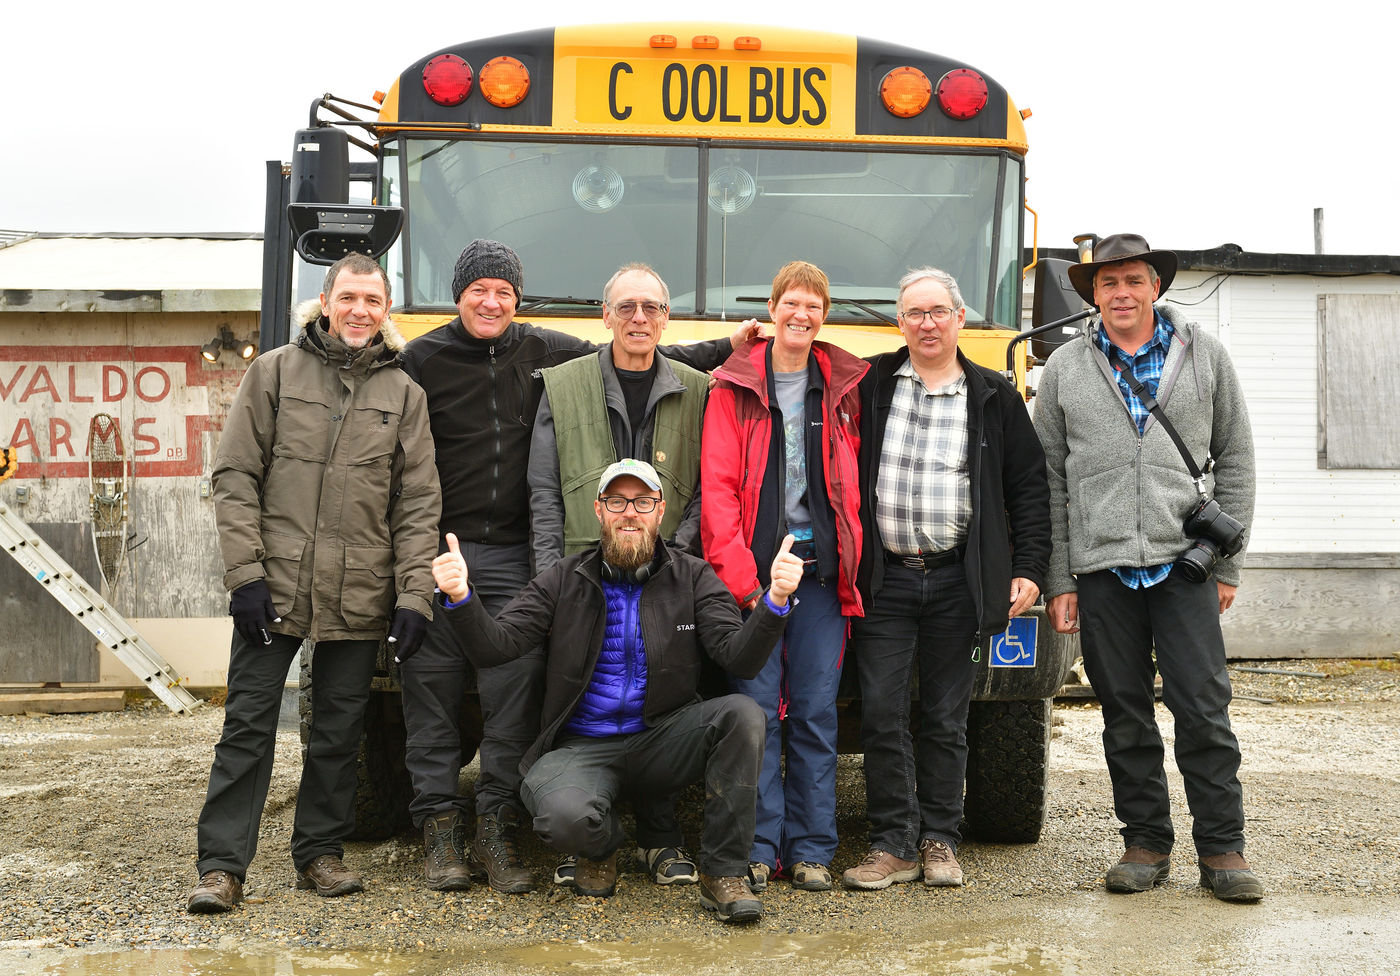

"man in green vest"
[528, 262, 714, 888]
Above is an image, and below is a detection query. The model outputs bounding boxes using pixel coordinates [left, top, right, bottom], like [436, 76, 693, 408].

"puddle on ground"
[9, 895, 1398, 976]
[6, 939, 1075, 976]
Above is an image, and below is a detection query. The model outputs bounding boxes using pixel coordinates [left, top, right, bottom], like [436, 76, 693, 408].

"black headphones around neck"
[599, 559, 653, 584]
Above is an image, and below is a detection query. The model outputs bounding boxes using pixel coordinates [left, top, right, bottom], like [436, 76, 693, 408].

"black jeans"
[853, 561, 978, 859]
[1077, 569, 1245, 856]
[520, 695, 764, 877]
[196, 631, 377, 878]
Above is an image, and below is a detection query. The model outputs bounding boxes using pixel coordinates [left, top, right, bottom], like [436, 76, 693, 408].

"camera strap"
[1110, 350, 1211, 497]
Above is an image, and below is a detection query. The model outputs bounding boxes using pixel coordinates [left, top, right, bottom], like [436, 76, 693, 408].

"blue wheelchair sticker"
[990, 616, 1037, 668]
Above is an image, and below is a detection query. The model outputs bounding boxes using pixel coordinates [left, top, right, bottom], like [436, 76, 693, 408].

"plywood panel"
[0, 521, 100, 681]
[1222, 566, 1400, 659]
[1318, 293, 1400, 468]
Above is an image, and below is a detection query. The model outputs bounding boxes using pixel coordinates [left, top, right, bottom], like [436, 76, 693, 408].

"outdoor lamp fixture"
[201, 325, 256, 363]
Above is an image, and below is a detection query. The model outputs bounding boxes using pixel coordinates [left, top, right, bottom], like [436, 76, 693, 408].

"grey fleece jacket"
[1033, 304, 1255, 596]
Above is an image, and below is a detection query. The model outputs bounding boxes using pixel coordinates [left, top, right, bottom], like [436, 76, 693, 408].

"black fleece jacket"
[402, 318, 730, 546]
[857, 348, 1051, 639]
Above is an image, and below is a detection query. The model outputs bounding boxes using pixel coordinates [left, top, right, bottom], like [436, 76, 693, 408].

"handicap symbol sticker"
[990, 616, 1037, 668]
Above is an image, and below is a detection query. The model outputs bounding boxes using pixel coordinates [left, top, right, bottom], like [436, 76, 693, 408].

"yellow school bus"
[265, 24, 1068, 843]
[272, 23, 1034, 382]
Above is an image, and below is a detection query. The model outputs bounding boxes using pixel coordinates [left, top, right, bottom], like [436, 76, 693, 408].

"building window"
[1317, 294, 1400, 468]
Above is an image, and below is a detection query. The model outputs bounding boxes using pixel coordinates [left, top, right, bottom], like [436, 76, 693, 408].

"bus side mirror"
[287, 204, 404, 266]
[292, 127, 349, 205]
[1029, 258, 1087, 359]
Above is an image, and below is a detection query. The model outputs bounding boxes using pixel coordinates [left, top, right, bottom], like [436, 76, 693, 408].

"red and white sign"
[1, 345, 236, 478]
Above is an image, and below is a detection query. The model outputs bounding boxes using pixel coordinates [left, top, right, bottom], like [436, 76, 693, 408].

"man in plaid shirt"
[842, 267, 1049, 891]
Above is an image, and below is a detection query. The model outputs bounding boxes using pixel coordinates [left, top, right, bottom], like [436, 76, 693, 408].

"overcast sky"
[4, 0, 1392, 256]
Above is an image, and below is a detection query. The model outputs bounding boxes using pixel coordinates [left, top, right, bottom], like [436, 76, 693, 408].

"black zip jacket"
[857, 348, 1051, 640]
[444, 541, 789, 772]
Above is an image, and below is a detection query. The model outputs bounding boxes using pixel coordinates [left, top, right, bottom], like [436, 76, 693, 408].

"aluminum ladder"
[0, 500, 201, 715]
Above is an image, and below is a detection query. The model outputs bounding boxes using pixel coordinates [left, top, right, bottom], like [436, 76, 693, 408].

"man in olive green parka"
[187, 253, 440, 913]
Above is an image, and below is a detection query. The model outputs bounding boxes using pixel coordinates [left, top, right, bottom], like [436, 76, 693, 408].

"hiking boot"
[553, 854, 577, 886]
[470, 809, 533, 894]
[295, 854, 364, 897]
[187, 869, 243, 914]
[698, 874, 763, 923]
[422, 812, 472, 891]
[636, 846, 699, 885]
[841, 849, 919, 890]
[573, 850, 620, 897]
[748, 862, 772, 892]
[1199, 852, 1264, 903]
[1105, 846, 1171, 893]
[918, 838, 965, 887]
[790, 861, 832, 891]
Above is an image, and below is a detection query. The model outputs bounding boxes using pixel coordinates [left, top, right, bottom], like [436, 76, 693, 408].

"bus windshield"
[389, 137, 1023, 327]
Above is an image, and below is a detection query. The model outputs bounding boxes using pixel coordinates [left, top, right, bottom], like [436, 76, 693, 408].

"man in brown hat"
[1033, 234, 1262, 902]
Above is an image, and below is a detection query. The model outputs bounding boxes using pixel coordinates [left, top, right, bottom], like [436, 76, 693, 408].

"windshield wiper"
[517, 295, 605, 313]
[736, 295, 897, 326]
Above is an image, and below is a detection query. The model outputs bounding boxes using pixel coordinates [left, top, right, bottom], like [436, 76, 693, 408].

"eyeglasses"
[599, 494, 661, 513]
[901, 306, 958, 325]
[609, 300, 668, 319]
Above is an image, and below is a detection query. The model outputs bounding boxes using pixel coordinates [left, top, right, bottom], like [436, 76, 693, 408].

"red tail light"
[423, 54, 473, 106]
[936, 68, 988, 120]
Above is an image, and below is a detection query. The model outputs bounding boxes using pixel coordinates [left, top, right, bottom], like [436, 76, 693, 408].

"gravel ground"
[1, 658, 1397, 970]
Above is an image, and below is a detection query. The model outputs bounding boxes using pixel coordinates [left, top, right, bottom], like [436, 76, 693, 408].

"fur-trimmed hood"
[292, 298, 409, 353]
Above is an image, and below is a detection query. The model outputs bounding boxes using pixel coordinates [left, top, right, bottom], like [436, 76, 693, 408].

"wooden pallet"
[0, 686, 126, 715]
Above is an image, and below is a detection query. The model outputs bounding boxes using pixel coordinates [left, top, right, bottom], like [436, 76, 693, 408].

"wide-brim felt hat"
[1066, 233, 1177, 304]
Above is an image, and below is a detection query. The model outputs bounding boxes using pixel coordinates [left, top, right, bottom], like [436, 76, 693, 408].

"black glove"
[229, 579, 278, 644]
[388, 607, 429, 664]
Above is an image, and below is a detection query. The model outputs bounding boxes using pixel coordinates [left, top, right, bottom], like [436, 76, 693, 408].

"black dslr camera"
[1177, 498, 1245, 584]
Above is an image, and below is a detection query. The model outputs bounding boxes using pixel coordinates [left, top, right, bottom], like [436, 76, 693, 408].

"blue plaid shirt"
[1096, 311, 1176, 589]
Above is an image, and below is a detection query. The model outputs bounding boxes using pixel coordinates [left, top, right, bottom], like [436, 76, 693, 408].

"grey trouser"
[400, 539, 542, 826]
[521, 695, 764, 877]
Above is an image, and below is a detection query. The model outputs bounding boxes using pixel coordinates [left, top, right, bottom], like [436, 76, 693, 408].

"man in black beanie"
[398, 240, 759, 894]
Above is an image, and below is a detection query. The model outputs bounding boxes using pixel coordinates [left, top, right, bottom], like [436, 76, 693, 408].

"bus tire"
[298, 643, 414, 841]
[962, 697, 1051, 844]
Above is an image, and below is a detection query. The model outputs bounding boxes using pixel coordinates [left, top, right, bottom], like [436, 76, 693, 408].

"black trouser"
[1077, 569, 1246, 856]
[521, 695, 763, 877]
[400, 540, 682, 847]
[853, 560, 979, 858]
[196, 631, 378, 879]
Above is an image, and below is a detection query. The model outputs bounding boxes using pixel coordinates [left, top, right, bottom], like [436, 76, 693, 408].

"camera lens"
[1175, 538, 1221, 584]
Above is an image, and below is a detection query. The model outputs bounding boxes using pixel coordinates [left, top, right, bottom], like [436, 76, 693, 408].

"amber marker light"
[693, 35, 719, 49]
[479, 56, 530, 108]
[650, 34, 677, 48]
[734, 36, 761, 50]
[936, 68, 989, 120]
[423, 54, 473, 106]
[879, 66, 931, 118]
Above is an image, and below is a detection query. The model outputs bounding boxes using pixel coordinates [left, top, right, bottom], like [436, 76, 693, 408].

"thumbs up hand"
[432, 532, 471, 603]
[767, 533, 803, 606]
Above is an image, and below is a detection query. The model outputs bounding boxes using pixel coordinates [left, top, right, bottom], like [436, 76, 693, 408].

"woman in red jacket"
[700, 261, 868, 892]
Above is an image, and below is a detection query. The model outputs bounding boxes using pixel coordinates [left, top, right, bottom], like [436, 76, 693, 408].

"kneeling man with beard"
[432, 458, 802, 923]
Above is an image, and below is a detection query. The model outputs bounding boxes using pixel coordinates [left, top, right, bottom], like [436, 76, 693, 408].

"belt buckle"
[898, 555, 925, 571]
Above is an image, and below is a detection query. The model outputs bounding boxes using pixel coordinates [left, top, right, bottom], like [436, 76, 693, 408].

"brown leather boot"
[422, 812, 472, 891]
[573, 849, 620, 897]
[187, 869, 243, 913]
[295, 854, 364, 897]
[470, 809, 533, 894]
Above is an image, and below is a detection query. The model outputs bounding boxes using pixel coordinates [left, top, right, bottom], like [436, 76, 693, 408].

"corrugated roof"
[0, 234, 262, 290]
